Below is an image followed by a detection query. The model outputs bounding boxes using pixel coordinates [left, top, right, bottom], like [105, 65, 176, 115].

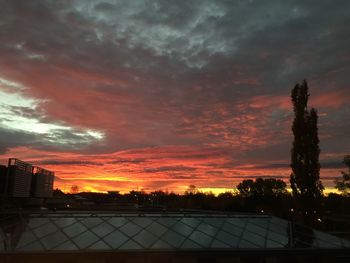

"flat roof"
[1, 212, 349, 252]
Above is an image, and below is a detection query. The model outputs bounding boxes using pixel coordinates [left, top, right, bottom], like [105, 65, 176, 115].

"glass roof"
[0, 212, 349, 252]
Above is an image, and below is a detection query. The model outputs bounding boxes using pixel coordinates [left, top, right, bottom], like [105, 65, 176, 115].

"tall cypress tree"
[290, 80, 323, 223]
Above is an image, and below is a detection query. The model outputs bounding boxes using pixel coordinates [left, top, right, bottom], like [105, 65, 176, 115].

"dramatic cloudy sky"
[0, 0, 349, 193]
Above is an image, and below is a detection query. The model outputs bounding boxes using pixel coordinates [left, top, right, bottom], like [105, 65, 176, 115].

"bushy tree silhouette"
[185, 184, 198, 195]
[70, 185, 79, 194]
[335, 155, 350, 195]
[237, 178, 287, 197]
[290, 80, 323, 224]
[236, 179, 254, 197]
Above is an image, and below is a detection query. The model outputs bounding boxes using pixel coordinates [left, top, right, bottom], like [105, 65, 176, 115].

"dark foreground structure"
[0, 158, 54, 199]
[0, 211, 349, 263]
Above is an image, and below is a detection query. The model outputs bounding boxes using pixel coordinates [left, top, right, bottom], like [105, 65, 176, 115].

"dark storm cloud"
[108, 158, 146, 164]
[166, 174, 198, 180]
[38, 159, 104, 166]
[0, 125, 102, 153]
[243, 175, 287, 180]
[7, 106, 45, 120]
[0, 127, 39, 154]
[143, 165, 196, 173]
[246, 161, 347, 170]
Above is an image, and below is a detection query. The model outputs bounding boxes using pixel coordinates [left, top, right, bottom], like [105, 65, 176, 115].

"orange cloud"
[0, 146, 343, 194]
[310, 89, 350, 109]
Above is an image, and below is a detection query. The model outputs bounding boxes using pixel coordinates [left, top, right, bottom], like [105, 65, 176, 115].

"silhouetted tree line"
[236, 178, 287, 197]
[335, 155, 350, 195]
[54, 183, 350, 220]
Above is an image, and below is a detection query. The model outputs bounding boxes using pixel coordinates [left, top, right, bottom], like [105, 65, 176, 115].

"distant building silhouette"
[0, 158, 54, 199]
[31, 166, 55, 198]
[6, 158, 33, 197]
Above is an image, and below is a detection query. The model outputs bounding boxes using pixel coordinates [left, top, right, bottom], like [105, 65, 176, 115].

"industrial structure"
[0, 158, 54, 199]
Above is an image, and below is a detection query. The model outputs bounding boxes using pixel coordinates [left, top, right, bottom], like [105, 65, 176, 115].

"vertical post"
[1, 158, 11, 212]
[288, 221, 294, 248]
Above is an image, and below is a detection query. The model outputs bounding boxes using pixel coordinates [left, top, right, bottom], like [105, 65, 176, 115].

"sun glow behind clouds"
[0, 77, 104, 144]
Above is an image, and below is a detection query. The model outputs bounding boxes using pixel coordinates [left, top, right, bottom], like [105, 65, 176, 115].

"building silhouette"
[0, 158, 54, 199]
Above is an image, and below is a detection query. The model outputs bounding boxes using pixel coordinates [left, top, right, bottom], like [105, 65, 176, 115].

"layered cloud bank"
[0, 0, 349, 193]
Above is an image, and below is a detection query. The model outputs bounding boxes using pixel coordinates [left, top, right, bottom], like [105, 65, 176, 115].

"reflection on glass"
[72, 231, 99, 249]
[161, 230, 185, 247]
[286, 222, 315, 248]
[119, 239, 142, 249]
[0, 214, 349, 253]
[189, 230, 212, 247]
[132, 229, 157, 248]
[103, 230, 128, 248]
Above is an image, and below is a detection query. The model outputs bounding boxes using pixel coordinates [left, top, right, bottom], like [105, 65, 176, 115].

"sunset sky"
[0, 0, 349, 194]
